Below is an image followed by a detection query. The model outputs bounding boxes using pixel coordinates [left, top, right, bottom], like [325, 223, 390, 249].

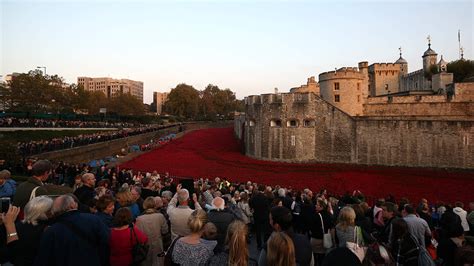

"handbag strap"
[130, 224, 141, 245]
[318, 213, 325, 233]
[354, 226, 358, 246]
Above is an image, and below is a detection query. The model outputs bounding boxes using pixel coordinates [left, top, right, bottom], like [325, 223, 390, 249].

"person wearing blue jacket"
[0, 170, 16, 199]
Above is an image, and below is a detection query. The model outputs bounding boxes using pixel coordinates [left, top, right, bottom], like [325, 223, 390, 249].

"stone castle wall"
[356, 118, 473, 168]
[319, 68, 367, 116]
[244, 93, 355, 163]
[240, 92, 474, 169]
[368, 63, 403, 96]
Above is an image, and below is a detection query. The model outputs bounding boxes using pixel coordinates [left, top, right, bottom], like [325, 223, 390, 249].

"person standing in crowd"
[389, 218, 419, 266]
[1, 196, 52, 266]
[136, 197, 168, 266]
[310, 199, 334, 266]
[266, 231, 296, 266]
[109, 207, 148, 266]
[130, 186, 144, 213]
[468, 202, 474, 236]
[258, 206, 313, 266]
[167, 184, 201, 240]
[115, 189, 141, 219]
[335, 206, 361, 247]
[207, 196, 235, 252]
[13, 160, 52, 209]
[208, 220, 256, 266]
[74, 173, 97, 212]
[379, 202, 397, 244]
[0, 170, 16, 199]
[249, 184, 271, 250]
[95, 195, 115, 227]
[140, 178, 159, 199]
[237, 191, 252, 226]
[171, 209, 217, 266]
[202, 184, 216, 208]
[402, 204, 431, 247]
[453, 201, 470, 233]
[34, 194, 110, 266]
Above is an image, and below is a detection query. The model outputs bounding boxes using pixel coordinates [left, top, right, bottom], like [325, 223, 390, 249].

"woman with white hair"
[1, 196, 53, 266]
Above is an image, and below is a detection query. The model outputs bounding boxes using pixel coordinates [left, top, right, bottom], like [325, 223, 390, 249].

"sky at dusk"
[1, 0, 472, 103]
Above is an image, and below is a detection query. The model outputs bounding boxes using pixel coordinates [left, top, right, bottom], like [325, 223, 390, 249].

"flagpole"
[458, 30, 461, 59]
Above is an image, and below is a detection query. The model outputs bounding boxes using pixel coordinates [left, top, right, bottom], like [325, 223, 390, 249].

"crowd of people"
[0, 117, 137, 128]
[0, 160, 473, 266]
[16, 124, 180, 156]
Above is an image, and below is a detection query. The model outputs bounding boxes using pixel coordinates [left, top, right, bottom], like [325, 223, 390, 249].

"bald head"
[212, 197, 225, 211]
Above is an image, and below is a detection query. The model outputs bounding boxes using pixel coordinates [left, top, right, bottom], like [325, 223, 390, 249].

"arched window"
[287, 119, 298, 128]
[270, 119, 282, 127]
[249, 120, 255, 127]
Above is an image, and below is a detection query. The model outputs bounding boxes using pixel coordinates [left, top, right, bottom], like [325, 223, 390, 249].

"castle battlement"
[319, 68, 364, 81]
[369, 63, 403, 71]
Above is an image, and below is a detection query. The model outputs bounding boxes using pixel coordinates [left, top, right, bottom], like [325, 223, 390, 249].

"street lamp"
[36, 66, 46, 75]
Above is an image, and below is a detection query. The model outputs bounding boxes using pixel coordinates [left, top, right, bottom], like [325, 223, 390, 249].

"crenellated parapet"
[319, 67, 365, 82]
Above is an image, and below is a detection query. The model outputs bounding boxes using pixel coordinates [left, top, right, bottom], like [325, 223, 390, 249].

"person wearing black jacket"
[310, 199, 334, 266]
[74, 173, 97, 213]
[249, 185, 271, 250]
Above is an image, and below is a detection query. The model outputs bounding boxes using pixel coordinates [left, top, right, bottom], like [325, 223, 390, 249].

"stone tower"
[422, 37, 438, 73]
[395, 47, 408, 75]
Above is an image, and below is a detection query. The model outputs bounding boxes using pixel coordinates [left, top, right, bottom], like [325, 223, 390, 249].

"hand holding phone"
[1, 197, 11, 213]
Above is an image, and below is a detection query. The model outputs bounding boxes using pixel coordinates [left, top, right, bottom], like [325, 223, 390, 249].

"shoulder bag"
[319, 213, 333, 249]
[130, 224, 149, 266]
[346, 226, 367, 263]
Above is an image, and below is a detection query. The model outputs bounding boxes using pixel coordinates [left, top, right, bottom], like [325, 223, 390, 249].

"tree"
[164, 84, 200, 119]
[447, 60, 474, 82]
[107, 93, 145, 116]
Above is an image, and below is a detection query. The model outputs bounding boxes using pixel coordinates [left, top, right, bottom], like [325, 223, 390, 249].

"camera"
[1, 197, 11, 213]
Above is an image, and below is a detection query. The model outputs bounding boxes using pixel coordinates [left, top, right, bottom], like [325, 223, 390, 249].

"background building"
[153, 91, 169, 114]
[77, 77, 144, 102]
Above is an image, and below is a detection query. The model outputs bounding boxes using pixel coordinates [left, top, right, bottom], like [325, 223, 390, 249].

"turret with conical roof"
[395, 47, 408, 74]
[423, 36, 438, 73]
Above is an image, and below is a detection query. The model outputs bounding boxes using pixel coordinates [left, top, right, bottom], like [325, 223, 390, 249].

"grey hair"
[212, 197, 225, 211]
[161, 190, 173, 199]
[51, 194, 78, 215]
[177, 189, 189, 203]
[278, 188, 286, 197]
[82, 173, 94, 182]
[23, 196, 53, 225]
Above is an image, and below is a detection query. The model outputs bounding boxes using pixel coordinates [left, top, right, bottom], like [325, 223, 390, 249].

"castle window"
[287, 120, 298, 128]
[249, 120, 255, 127]
[334, 95, 340, 102]
[334, 82, 340, 90]
[357, 95, 360, 102]
[291, 136, 296, 146]
[303, 119, 314, 127]
[357, 83, 360, 90]
[385, 84, 389, 91]
[270, 119, 282, 127]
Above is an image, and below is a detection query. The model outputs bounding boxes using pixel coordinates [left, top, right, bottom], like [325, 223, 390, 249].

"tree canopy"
[0, 70, 145, 116]
[163, 83, 243, 120]
[447, 59, 474, 83]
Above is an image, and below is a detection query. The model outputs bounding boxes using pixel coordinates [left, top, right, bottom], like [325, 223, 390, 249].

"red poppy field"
[121, 127, 474, 205]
